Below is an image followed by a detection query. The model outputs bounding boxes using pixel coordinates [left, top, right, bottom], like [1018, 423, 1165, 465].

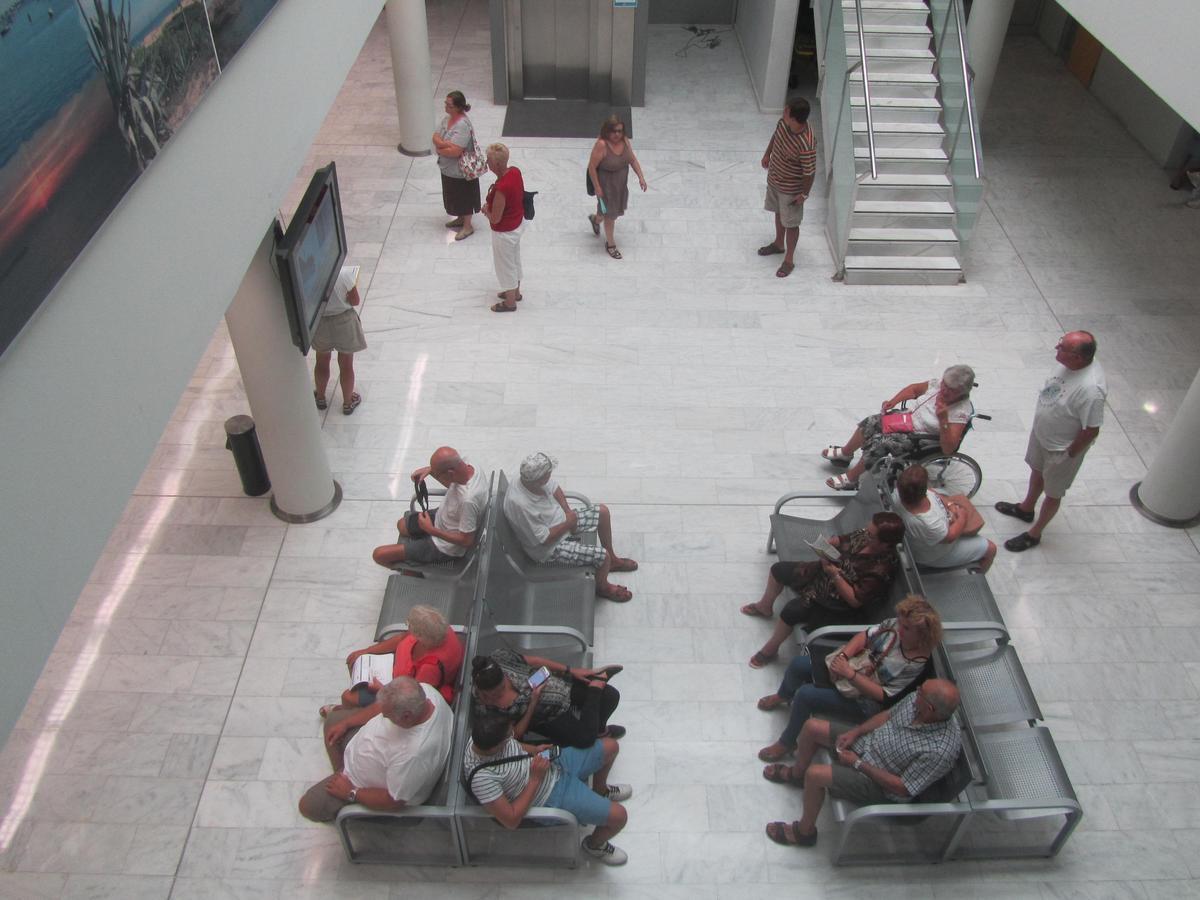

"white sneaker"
[582, 838, 628, 866]
[604, 783, 633, 802]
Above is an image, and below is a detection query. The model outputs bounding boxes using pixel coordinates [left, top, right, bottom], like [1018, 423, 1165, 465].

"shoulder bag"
[458, 119, 489, 180]
[825, 627, 898, 699]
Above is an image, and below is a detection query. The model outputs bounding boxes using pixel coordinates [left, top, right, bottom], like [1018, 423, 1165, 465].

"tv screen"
[274, 162, 348, 353]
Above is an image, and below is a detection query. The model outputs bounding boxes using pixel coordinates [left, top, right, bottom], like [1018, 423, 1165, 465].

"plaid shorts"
[545, 505, 606, 567]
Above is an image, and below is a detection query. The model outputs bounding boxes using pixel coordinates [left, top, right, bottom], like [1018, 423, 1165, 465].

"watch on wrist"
[347, 789, 358, 803]
[853, 759, 863, 772]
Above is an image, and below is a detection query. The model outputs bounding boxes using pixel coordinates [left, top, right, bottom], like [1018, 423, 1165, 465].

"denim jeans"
[777, 654, 866, 748]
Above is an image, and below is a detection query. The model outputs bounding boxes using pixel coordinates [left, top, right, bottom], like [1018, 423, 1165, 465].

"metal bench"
[942, 643, 1042, 728]
[909, 567, 1009, 646]
[767, 472, 887, 557]
[384, 473, 495, 582]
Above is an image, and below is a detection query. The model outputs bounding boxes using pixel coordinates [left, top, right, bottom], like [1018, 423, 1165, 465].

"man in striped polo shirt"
[758, 96, 817, 278]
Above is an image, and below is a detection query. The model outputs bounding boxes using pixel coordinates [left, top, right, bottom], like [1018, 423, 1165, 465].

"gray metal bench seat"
[385, 474, 495, 582]
[767, 473, 887, 558]
[910, 567, 1009, 645]
[943, 643, 1042, 728]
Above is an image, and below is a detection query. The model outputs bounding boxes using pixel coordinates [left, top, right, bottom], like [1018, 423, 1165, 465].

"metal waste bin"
[224, 415, 270, 497]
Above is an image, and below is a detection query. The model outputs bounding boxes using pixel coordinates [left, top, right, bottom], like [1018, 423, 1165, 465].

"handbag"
[523, 190, 537, 220]
[586, 171, 595, 197]
[825, 627, 897, 699]
[458, 120, 488, 180]
[880, 412, 913, 434]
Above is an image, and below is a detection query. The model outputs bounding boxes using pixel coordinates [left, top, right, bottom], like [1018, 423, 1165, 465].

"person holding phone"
[471, 650, 624, 748]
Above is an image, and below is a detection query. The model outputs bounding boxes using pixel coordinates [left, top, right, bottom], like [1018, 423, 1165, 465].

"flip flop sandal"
[749, 650, 778, 669]
[757, 694, 787, 712]
[821, 445, 851, 466]
[776, 262, 795, 278]
[606, 244, 623, 260]
[1004, 532, 1041, 552]
[490, 302, 518, 313]
[766, 821, 817, 847]
[741, 604, 771, 618]
[496, 292, 523, 302]
[757, 742, 793, 762]
[609, 557, 638, 573]
[596, 583, 633, 602]
[445, 218, 464, 229]
[757, 243, 785, 256]
[589, 214, 601, 236]
[597, 665, 624, 681]
[454, 229, 474, 241]
[314, 391, 327, 411]
[342, 393, 362, 415]
[762, 763, 805, 786]
[826, 474, 858, 491]
[994, 501, 1035, 523]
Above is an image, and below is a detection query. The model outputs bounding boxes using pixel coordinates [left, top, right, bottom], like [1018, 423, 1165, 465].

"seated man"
[502, 451, 637, 602]
[893, 464, 996, 573]
[763, 679, 962, 848]
[299, 677, 453, 823]
[372, 446, 488, 568]
[463, 712, 632, 866]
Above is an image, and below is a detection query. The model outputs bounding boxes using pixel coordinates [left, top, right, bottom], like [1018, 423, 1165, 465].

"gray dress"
[595, 140, 632, 220]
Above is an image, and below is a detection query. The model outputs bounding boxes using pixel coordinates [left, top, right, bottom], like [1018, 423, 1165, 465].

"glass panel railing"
[819, 0, 858, 274]
[929, 0, 984, 255]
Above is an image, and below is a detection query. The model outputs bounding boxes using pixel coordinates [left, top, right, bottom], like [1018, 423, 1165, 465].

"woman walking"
[587, 115, 646, 259]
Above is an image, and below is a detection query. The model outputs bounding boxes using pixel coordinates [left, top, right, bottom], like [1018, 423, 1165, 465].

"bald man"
[995, 331, 1107, 552]
[763, 679, 962, 848]
[372, 447, 488, 567]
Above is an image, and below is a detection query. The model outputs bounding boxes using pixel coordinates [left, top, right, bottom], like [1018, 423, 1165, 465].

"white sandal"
[821, 445, 852, 464]
[826, 474, 858, 491]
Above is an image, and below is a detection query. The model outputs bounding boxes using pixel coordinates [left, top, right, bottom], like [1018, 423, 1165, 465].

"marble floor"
[3, 1, 1200, 897]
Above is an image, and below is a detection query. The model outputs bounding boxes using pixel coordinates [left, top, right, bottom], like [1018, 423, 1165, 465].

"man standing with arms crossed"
[757, 96, 817, 279]
[995, 331, 1107, 552]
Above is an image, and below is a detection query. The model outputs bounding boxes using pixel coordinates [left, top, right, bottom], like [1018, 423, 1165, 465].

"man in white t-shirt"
[502, 451, 638, 602]
[372, 446, 489, 567]
[995, 331, 1106, 552]
[299, 677, 453, 822]
[893, 464, 996, 572]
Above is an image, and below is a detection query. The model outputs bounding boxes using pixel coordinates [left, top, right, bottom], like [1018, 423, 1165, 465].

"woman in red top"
[482, 143, 526, 312]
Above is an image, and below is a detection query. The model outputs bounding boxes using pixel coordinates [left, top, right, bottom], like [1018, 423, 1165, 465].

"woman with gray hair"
[822, 365, 976, 491]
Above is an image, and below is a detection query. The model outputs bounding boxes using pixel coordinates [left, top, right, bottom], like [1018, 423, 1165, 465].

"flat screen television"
[274, 162, 348, 354]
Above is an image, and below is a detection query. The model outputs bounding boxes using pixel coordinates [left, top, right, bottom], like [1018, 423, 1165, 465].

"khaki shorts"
[1025, 432, 1086, 499]
[764, 184, 806, 228]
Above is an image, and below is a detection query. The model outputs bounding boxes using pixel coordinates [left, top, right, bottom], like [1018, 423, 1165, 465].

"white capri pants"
[491, 223, 524, 291]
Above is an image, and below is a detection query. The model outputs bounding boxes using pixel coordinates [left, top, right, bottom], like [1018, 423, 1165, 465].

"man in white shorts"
[372, 446, 488, 567]
[502, 451, 637, 602]
[893, 464, 996, 572]
[995, 331, 1106, 552]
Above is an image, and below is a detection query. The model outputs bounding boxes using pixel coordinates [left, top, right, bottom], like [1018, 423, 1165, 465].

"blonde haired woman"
[482, 143, 526, 311]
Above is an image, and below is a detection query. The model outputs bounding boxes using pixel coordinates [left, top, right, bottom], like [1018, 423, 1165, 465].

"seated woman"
[326, 605, 463, 714]
[821, 364, 976, 490]
[755, 595, 942, 765]
[893, 463, 996, 573]
[741, 512, 905, 668]
[472, 649, 624, 748]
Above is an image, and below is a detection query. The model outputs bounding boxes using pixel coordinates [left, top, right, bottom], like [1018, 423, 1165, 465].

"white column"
[1131, 368, 1200, 526]
[385, 0, 434, 157]
[965, 0, 1016, 124]
[225, 230, 341, 522]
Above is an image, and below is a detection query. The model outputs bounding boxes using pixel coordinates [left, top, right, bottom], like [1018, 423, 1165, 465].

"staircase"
[837, 0, 977, 284]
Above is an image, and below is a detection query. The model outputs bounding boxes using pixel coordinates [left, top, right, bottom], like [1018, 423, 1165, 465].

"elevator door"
[519, 0, 590, 99]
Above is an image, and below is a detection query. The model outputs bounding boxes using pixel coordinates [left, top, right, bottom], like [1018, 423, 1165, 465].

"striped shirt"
[852, 693, 961, 801]
[767, 118, 817, 196]
[462, 736, 558, 807]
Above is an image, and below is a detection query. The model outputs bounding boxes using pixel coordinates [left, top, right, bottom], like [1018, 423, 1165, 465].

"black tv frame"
[274, 162, 348, 354]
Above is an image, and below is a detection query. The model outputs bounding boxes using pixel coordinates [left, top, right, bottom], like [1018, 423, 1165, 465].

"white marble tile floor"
[2, 2, 1200, 896]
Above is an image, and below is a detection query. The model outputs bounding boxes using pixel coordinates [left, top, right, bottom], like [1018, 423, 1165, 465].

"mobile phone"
[528, 666, 550, 688]
[538, 746, 561, 760]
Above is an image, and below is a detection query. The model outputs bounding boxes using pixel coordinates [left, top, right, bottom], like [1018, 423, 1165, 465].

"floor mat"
[501, 100, 633, 139]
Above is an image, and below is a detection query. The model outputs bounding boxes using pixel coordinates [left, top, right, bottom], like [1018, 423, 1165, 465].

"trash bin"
[224, 415, 270, 497]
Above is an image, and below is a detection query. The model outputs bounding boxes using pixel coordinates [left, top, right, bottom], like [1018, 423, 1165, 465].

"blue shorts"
[544, 741, 612, 826]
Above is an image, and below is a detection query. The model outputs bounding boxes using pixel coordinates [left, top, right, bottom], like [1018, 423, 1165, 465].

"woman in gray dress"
[587, 115, 647, 259]
[432, 91, 482, 241]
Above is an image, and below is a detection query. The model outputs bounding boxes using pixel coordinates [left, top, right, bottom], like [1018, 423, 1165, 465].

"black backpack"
[523, 190, 537, 220]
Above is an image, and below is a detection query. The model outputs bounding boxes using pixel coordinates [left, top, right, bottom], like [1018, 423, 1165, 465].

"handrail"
[949, 0, 981, 178]
[851, 0, 878, 178]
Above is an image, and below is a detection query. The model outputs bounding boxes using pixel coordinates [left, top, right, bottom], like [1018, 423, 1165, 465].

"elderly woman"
[431, 91, 482, 241]
[741, 512, 906, 668]
[587, 115, 646, 260]
[756, 596, 942, 765]
[482, 143, 526, 312]
[472, 649, 624, 747]
[822, 364, 976, 491]
[894, 463, 997, 572]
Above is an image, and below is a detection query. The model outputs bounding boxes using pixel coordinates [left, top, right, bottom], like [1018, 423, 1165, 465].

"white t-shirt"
[503, 477, 566, 563]
[433, 466, 489, 557]
[892, 489, 954, 565]
[909, 377, 972, 434]
[342, 684, 453, 805]
[462, 736, 558, 807]
[1032, 362, 1107, 451]
[322, 266, 357, 316]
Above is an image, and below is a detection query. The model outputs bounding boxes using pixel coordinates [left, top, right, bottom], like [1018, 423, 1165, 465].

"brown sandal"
[757, 694, 787, 712]
[776, 261, 795, 278]
[762, 763, 805, 787]
[605, 243, 623, 260]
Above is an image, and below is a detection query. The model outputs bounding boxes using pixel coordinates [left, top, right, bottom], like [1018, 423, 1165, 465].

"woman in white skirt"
[312, 267, 367, 414]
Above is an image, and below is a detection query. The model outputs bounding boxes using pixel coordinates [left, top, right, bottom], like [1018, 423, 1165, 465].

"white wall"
[1090, 51, 1187, 166]
[734, 0, 800, 112]
[0, 0, 386, 744]
[1057, 0, 1200, 131]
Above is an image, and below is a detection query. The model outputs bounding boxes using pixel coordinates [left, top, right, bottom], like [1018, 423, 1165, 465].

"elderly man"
[757, 95, 817, 279]
[763, 679, 962, 847]
[372, 446, 488, 568]
[503, 451, 637, 602]
[893, 464, 996, 573]
[463, 712, 632, 866]
[995, 331, 1106, 552]
[299, 676, 453, 822]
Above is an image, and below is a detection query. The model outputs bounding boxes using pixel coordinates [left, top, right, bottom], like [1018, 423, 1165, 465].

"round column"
[965, 0, 1016, 124]
[385, 0, 434, 157]
[1131, 368, 1200, 527]
[224, 229, 341, 523]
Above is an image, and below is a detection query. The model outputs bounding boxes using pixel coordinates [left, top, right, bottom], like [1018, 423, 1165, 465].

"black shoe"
[601, 724, 626, 739]
[994, 501, 1034, 523]
[1004, 532, 1041, 553]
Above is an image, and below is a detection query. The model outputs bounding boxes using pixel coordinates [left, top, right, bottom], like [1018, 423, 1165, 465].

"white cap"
[519, 451, 557, 483]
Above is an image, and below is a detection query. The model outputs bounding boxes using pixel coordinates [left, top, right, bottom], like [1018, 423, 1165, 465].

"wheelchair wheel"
[920, 452, 982, 498]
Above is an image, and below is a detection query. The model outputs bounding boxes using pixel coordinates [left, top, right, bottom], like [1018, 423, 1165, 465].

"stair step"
[856, 200, 954, 214]
[845, 255, 962, 269]
[852, 96, 941, 109]
[849, 227, 958, 242]
[848, 23, 932, 34]
[850, 71, 937, 83]
[846, 47, 934, 59]
[859, 173, 953, 186]
[843, 0, 929, 9]
[855, 146, 948, 160]
[853, 121, 944, 134]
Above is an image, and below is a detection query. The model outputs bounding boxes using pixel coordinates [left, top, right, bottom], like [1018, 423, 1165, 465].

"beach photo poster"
[0, 0, 220, 357]
[202, 0, 280, 69]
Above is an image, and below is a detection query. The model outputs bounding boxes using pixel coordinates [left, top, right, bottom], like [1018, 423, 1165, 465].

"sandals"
[741, 604, 770, 619]
[825, 474, 858, 491]
[496, 291, 523, 302]
[454, 228, 474, 241]
[776, 261, 795, 278]
[762, 763, 805, 786]
[589, 214, 601, 236]
[314, 391, 327, 411]
[490, 302, 518, 313]
[757, 243, 784, 256]
[596, 583, 633, 602]
[445, 218, 464, 229]
[605, 244, 622, 260]
[609, 556, 638, 573]
[994, 501, 1035, 523]
[766, 821, 817, 847]
[821, 445, 852, 466]
[749, 650, 778, 669]
[1004, 532, 1041, 553]
[757, 694, 787, 712]
[597, 665, 623, 681]
[757, 741, 793, 762]
[342, 393, 362, 415]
